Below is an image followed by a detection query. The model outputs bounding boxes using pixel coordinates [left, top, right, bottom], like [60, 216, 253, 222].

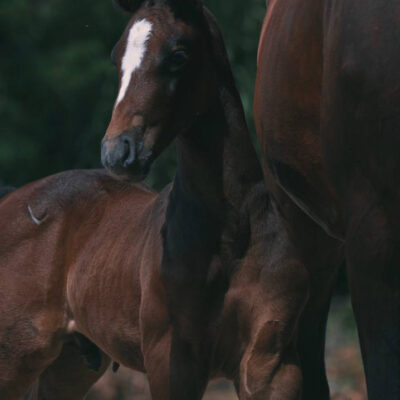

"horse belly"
[67, 251, 145, 371]
[254, 0, 342, 237]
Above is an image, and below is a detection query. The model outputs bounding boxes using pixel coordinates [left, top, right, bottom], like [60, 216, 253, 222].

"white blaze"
[115, 19, 153, 106]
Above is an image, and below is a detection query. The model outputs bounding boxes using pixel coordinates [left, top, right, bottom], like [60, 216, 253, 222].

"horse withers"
[0, 1, 308, 399]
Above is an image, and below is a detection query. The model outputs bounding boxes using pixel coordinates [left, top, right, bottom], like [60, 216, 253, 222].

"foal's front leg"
[237, 251, 309, 400]
[239, 337, 302, 400]
[29, 339, 110, 400]
[144, 330, 209, 400]
[141, 284, 209, 400]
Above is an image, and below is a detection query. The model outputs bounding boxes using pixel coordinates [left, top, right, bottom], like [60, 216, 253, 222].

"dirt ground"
[87, 296, 367, 400]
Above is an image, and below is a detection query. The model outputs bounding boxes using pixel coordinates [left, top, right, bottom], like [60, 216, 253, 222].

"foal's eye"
[168, 50, 188, 72]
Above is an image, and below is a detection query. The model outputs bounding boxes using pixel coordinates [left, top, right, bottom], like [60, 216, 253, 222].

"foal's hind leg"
[31, 339, 110, 400]
[272, 186, 343, 400]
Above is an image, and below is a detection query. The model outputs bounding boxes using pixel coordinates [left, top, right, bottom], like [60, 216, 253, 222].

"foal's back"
[0, 168, 160, 303]
[0, 169, 157, 268]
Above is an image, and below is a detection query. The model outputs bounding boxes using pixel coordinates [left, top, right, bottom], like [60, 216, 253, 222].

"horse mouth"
[106, 155, 154, 183]
[101, 134, 155, 182]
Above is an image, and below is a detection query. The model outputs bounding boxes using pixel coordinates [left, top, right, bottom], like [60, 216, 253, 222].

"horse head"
[101, 0, 218, 181]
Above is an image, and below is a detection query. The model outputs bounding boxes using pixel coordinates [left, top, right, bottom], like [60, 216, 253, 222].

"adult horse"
[0, 0, 308, 398]
[255, 1, 400, 399]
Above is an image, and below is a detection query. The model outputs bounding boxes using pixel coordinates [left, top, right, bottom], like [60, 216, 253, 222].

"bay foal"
[0, 1, 308, 398]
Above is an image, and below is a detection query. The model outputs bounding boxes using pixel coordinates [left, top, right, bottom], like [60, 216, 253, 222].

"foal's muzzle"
[101, 128, 153, 181]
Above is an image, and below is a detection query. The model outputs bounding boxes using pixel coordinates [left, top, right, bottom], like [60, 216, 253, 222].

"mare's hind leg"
[321, 2, 400, 396]
[345, 200, 400, 399]
[288, 207, 342, 400]
[273, 186, 343, 400]
[30, 339, 110, 400]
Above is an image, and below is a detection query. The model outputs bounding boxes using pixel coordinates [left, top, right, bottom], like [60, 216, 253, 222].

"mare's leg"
[321, 2, 400, 396]
[296, 268, 338, 400]
[291, 221, 342, 400]
[345, 194, 400, 399]
[275, 189, 343, 400]
[30, 339, 110, 400]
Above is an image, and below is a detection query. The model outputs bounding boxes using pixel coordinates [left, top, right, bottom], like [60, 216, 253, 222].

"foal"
[0, 1, 308, 399]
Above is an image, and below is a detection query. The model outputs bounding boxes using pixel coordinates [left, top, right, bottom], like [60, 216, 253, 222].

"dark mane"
[0, 186, 15, 199]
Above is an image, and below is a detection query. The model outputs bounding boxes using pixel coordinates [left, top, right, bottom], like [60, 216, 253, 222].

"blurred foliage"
[0, 0, 266, 190]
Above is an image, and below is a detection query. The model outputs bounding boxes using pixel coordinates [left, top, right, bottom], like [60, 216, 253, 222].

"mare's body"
[255, 1, 400, 399]
[0, 2, 308, 399]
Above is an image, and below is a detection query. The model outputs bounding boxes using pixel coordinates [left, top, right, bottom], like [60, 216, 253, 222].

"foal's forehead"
[113, 7, 200, 106]
[122, 7, 197, 50]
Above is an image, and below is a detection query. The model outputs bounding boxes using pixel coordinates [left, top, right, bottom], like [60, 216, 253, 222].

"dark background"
[0, 0, 265, 190]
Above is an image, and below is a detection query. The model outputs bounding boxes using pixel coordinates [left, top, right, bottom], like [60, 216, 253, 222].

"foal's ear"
[113, 0, 144, 13]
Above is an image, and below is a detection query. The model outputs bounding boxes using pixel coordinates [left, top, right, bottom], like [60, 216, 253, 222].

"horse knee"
[240, 322, 301, 400]
[240, 352, 302, 400]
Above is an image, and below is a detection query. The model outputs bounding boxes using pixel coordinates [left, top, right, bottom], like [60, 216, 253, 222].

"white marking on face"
[115, 19, 153, 107]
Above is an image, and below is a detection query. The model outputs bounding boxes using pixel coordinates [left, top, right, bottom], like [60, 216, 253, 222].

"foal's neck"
[175, 77, 262, 219]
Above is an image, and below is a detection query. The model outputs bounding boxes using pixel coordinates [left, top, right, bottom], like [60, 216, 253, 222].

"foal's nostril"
[122, 135, 136, 168]
[101, 139, 112, 169]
